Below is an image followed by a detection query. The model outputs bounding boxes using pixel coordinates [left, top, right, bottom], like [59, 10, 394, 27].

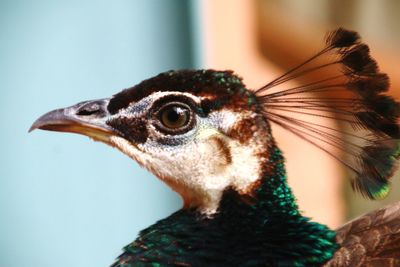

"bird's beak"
[29, 98, 115, 143]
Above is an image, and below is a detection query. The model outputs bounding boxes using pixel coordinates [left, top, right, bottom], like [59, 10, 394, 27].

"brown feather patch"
[210, 136, 232, 166]
[227, 117, 258, 144]
[324, 202, 400, 266]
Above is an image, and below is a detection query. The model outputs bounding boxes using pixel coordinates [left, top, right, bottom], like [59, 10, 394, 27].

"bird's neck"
[118, 145, 339, 266]
[213, 145, 338, 265]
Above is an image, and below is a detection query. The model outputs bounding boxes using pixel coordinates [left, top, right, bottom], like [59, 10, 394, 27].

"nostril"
[77, 103, 101, 116]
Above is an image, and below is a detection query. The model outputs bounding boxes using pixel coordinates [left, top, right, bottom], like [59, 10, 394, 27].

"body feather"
[325, 202, 400, 266]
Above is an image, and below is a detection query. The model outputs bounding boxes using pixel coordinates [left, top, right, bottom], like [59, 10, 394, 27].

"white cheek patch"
[109, 109, 267, 216]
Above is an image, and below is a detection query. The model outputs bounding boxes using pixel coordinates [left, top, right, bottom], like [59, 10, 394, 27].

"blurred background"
[0, 0, 399, 266]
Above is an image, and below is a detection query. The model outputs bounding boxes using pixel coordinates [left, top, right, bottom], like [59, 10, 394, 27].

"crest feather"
[255, 28, 400, 199]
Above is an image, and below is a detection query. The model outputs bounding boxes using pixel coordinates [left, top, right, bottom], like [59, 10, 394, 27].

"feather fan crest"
[255, 28, 400, 199]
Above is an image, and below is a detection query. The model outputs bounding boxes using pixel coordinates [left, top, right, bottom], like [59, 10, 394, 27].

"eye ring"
[153, 102, 195, 134]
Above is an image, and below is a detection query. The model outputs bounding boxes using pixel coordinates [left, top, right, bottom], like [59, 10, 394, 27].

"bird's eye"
[160, 105, 189, 129]
[154, 103, 194, 134]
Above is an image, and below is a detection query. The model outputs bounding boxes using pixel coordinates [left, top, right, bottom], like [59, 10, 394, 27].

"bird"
[30, 28, 400, 266]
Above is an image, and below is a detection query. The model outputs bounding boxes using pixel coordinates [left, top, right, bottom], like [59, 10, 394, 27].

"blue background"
[0, 1, 199, 266]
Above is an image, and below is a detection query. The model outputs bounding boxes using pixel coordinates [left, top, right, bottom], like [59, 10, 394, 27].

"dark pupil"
[161, 106, 189, 129]
[167, 108, 180, 123]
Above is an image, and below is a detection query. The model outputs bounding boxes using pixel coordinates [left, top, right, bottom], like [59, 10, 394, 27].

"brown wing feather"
[324, 202, 400, 266]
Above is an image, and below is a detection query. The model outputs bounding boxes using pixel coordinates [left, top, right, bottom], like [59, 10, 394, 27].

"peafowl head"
[30, 69, 273, 215]
[31, 28, 400, 216]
